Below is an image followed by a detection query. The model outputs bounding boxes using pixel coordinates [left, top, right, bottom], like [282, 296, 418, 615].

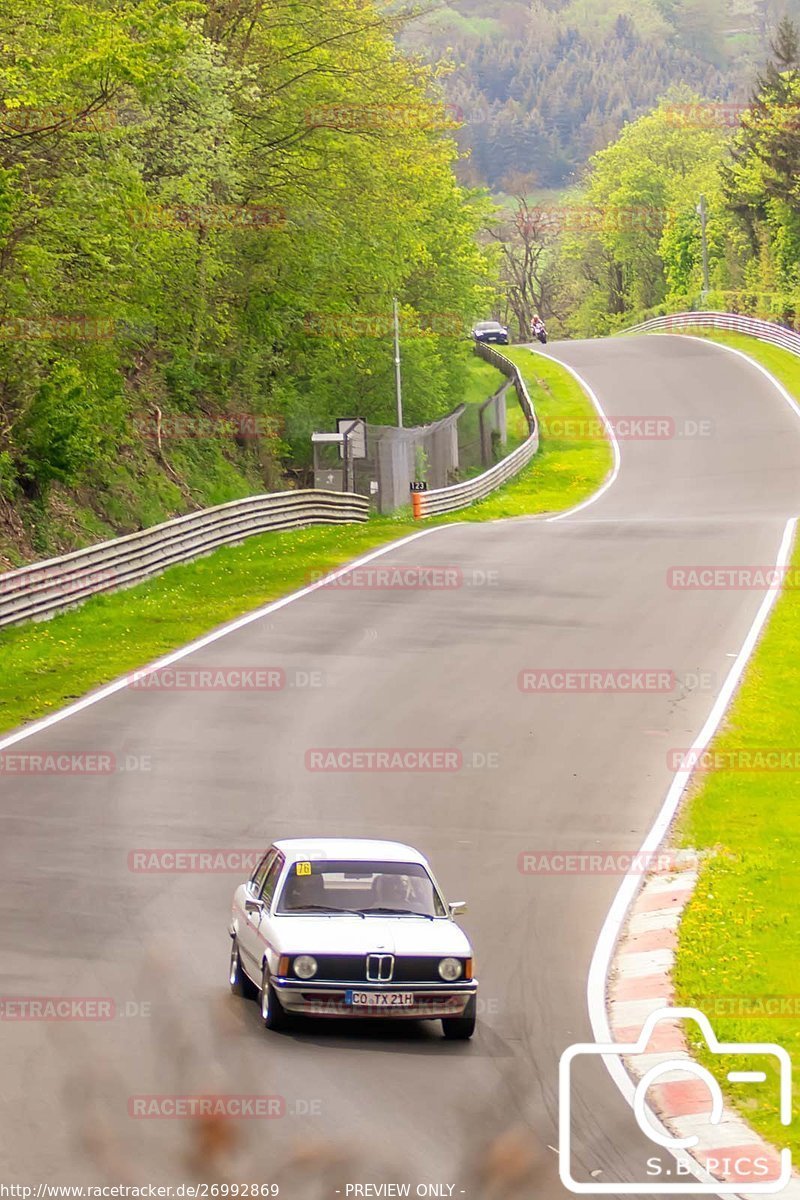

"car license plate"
[345, 990, 414, 1008]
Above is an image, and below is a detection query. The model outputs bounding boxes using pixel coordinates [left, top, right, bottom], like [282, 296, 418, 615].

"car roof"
[272, 837, 429, 865]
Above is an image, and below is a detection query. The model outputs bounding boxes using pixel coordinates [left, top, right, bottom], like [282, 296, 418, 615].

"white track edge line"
[586, 333, 800, 1193]
[0, 524, 458, 752]
[536, 350, 622, 522]
[678, 334, 800, 421]
[586, 514, 795, 1194]
[1, 348, 615, 750]
[4, 335, 785, 1186]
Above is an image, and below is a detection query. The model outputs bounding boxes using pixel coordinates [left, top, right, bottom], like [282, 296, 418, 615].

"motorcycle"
[531, 320, 547, 345]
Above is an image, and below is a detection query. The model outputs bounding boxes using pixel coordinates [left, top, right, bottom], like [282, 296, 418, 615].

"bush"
[0, 450, 17, 501]
[15, 362, 103, 495]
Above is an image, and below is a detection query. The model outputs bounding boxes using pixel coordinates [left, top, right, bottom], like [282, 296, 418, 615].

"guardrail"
[474, 342, 537, 428]
[0, 490, 369, 630]
[412, 344, 539, 518]
[623, 311, 800, 356]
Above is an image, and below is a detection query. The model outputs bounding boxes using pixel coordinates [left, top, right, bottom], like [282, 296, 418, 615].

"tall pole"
[343, 431, 353, 494]
[697, 195, 710, 302]
[393, 296, 403, 428]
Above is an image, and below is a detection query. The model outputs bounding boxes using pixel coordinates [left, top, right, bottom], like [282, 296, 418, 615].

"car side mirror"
[245, 897, 264, 916]
[449, 900, 467, 918]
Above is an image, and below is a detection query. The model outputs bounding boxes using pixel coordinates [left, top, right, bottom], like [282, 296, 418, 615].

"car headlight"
[293, 955, 318, 980]
[438, 957, 463, 981]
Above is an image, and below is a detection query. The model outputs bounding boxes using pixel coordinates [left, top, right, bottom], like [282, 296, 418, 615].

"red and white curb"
[608, 861, 799, 1198]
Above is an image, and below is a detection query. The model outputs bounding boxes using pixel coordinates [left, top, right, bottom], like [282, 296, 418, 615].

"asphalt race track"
[2, 334, 799, 1196]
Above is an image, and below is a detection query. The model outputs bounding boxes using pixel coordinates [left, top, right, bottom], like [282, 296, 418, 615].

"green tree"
[0, 0, 497, 553]
[559, 93, 732, 332]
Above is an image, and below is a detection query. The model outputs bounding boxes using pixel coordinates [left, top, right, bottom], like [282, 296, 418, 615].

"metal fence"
[478, 382, 511, 469]
[357, 408, 464, 514]
[475, 342, 537, 428]
[623, 311, 800, 357]
[0, 490, 369, 630]
[413, 346, 539, 518]
[312, 409, 465, 514]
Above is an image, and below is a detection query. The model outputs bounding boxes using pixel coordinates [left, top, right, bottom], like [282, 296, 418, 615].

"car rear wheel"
[229, 937, 255, 998]
[261, 965, 289, 1031]
[442, 995, 476, 1040]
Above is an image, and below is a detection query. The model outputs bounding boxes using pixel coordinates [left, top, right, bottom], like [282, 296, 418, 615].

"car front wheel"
[261, 965, 289, 1031]
[229, 937, 257, 998]
[442, 995, 476, 1040]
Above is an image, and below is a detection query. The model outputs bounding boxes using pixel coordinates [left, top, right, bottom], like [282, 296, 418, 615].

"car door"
[238, 849, 275, 978]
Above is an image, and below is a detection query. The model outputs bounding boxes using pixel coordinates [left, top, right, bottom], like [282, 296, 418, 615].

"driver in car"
[282, 872, 324, 910]
[373, 873, 412, 911]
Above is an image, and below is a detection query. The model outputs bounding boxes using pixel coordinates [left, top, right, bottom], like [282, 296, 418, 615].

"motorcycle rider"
[530, 314, 547, 343]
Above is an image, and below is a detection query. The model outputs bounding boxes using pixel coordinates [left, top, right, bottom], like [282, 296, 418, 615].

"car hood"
[270, 915, 471, 957]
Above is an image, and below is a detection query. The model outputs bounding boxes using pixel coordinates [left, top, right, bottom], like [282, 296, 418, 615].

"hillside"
[402, 0, 800, 188]
[0, 0, 495, 568]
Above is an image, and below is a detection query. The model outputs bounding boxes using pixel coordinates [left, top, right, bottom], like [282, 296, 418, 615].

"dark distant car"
[472, 320, 509, 346]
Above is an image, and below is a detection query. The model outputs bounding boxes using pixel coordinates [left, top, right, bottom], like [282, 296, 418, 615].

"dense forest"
[0, 0, 494, 564]
[403, 0, 800, 188]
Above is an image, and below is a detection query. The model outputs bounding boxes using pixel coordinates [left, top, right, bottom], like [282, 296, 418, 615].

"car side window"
[259, 853, 285, 908]
[251, 849, 275, 894]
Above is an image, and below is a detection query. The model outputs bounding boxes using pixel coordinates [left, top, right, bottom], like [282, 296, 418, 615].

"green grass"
[0, 405, 279, 571]
[491, 185, 580, 209]
[0, 347, 612, 735]
[454, 349, 507, 473]
[662, 329, 800, 1156]
[461, 348, 505, 407]
[456, 348, 532, 471]
[505, 386, 531, 452]
[459, 347, 612, 520]
[413, 6, 504, 41]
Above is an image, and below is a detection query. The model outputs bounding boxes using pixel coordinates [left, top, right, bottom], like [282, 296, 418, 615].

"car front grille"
[295, 955, 362, 981]
[392, 957, 448, 982]
[366, 953, 394, 982]
[291, 955, 449, 983]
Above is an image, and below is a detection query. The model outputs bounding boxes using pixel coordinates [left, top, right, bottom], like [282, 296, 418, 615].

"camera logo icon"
[559, 1006, 792, 1194]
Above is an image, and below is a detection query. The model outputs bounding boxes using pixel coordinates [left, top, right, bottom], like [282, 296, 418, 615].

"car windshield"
[475, 321, 501, 330]
[275, 859, 447, 917]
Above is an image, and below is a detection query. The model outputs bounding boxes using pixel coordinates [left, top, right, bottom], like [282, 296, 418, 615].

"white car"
[229, 838, 478, 1039]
